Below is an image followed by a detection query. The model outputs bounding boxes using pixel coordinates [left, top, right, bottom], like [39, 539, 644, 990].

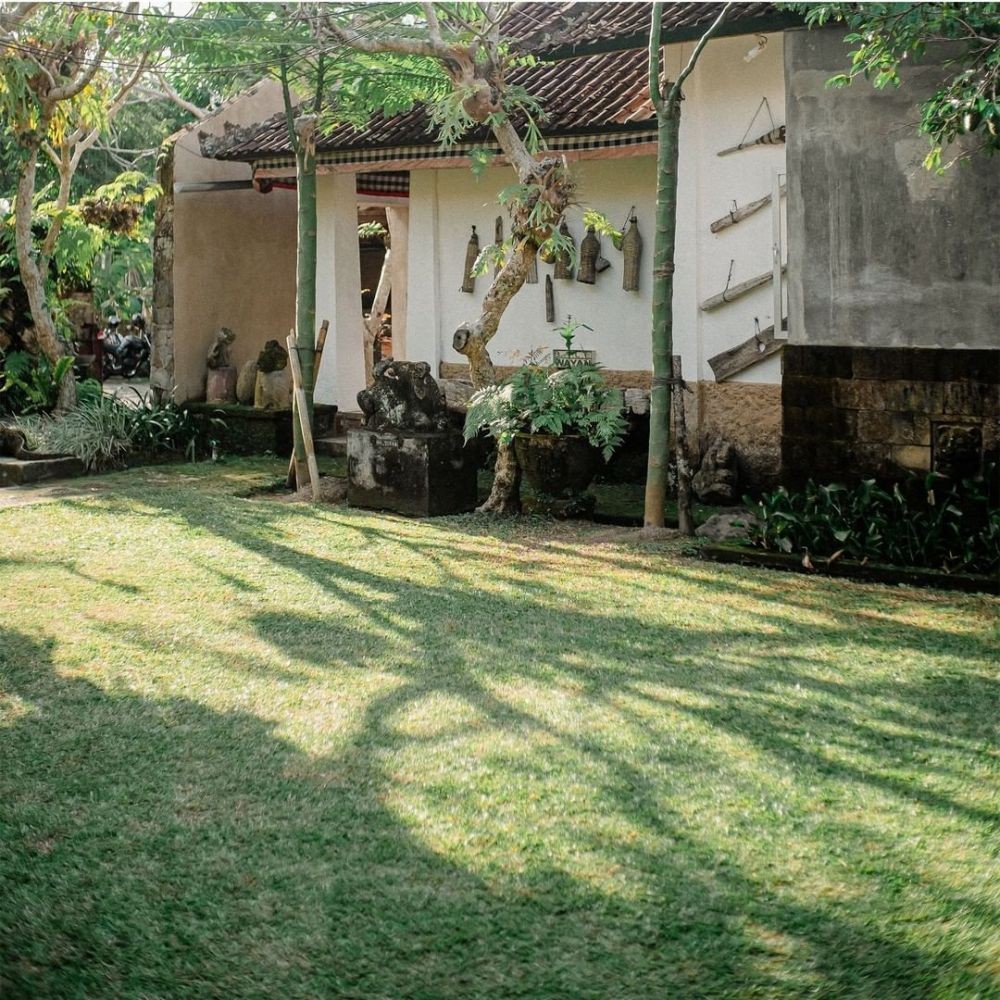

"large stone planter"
[513, 433, 600, 495]
[347, 428, 478, 516]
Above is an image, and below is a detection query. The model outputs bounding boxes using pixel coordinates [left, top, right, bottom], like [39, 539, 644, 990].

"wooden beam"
[710, 185, 785, 234]
[708, 323, 786, 381]
[700, 265, 785, 312]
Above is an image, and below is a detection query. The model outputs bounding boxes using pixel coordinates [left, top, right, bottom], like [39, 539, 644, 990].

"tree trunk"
[14, 144, 76, 410]
[644, 108, 680, 527]
[291, 124, 318, 489]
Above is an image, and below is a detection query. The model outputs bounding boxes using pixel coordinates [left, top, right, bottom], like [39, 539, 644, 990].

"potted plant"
[464, 363, 627, 495]
[550, 316, 597, 368]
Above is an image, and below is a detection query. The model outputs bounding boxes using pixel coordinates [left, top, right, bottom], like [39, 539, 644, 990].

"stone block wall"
[782, 346, 999, 486]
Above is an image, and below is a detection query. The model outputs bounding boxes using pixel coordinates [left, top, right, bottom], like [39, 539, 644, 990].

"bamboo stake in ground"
[286, 330, 321, 501]
[671, 355, 694, 536]
[287, 319, 328, 488]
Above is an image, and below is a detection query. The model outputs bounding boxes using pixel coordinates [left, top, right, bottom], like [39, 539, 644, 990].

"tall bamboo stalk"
[644, 2, 731, 528]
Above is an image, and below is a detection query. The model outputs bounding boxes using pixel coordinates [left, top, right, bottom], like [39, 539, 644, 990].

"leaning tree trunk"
[453, 119, 573, 514]
[14, 145, 77, 411]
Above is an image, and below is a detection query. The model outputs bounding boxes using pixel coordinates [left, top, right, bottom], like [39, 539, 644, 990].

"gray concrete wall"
[785, 28, 1000, 350]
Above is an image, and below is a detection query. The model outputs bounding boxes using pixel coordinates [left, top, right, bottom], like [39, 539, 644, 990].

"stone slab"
[347, 428, 478, 517]
[0, 455, 85, 487]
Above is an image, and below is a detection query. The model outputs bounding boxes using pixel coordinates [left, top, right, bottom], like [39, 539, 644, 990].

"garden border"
[699, 543, 998, 594]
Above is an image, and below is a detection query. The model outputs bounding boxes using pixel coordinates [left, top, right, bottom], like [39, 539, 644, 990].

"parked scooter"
[98, 314, 150, 379]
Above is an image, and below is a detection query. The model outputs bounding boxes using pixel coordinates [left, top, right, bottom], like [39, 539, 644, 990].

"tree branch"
[648, 3, 664, 115]
[667, 3, 733, 109]
[151, 69, 207, 120]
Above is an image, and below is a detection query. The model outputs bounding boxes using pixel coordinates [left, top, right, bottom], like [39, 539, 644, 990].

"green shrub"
[744, 474, 998, 575]
[464, 364, 628, 461]
[0, 350, 74, 415]
[14, 396, 216, 471]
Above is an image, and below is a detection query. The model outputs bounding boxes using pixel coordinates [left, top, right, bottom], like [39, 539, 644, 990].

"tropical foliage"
[464, 364, 628, 461]
[744, 473, 999, 574]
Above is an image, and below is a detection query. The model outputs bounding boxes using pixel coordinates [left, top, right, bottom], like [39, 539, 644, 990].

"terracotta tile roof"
[205, 2, 793, 164]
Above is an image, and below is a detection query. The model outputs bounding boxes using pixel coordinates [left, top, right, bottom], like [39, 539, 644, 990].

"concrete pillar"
[385, 204, 409, 359]
[403, 170, 441, 375]
[315, 172, 365, 409]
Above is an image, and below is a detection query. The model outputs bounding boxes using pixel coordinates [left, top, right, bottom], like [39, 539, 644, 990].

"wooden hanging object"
[710, 185, 785, 233]
[717, 125, 785, 157]
[494, 216, 503, 276]
[553, 220, 573, 280]
[461, 225, 478, 293]
[577, 226, 599, 284]
[545, 274, 555, 323]
[621, 216, 642, 292]
[525, 243, 538, 284]
[700, 265, 785, 311]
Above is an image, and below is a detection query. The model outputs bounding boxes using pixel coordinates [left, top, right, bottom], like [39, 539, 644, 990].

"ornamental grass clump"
[464, 363, 628, 461]
[744, 474, 999, 575]
[15, 395, 213, 471]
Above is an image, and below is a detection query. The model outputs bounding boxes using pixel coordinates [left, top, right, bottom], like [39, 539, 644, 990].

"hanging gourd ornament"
[621, 215, 642, 292]
[461, 225, 479, 293]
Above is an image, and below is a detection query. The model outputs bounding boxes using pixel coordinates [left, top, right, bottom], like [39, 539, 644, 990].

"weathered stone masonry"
[782, 345, 999, 486]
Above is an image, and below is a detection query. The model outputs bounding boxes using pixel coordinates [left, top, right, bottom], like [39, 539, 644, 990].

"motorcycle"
[98, 314, 150, 380]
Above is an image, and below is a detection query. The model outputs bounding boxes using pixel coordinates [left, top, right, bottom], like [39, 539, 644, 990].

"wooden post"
[672, 355, 695, 537]
[286, 330, 322, 500]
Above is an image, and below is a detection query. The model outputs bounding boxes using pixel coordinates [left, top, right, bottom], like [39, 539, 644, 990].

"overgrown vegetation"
[744, 474, 1000, 575]
[464, 364, 628, 461]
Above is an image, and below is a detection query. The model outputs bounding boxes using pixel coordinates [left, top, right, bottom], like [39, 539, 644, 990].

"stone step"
[315, 434, 348, 458]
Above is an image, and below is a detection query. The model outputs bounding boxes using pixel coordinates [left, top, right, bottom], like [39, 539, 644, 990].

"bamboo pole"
[286, 330, 321, 500]
[286, 319, 328, 488]
[671, 355, 694, 537]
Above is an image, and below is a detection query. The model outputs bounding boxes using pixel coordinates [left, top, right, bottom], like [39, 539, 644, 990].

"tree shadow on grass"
[4, 626, 996, 999]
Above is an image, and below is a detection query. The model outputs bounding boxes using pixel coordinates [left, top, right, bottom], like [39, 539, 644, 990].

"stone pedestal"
[206, 365, 237, 403]
[254, 368, 292, 410]
[347, 429, 478, 516]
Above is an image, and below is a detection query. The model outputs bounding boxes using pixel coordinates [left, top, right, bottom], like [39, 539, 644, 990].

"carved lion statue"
[206, 327, 236, 369]
[357, 359, 450, 432]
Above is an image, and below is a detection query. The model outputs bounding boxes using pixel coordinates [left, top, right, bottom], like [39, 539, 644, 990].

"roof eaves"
[544, 11, 803, 59]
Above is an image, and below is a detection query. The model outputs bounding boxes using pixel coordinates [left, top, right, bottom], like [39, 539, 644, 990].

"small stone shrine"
[347, 359, 478, 516]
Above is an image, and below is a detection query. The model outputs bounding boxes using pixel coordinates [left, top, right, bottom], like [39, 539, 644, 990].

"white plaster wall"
[315, 173, 366, 408]
[172, 79, 297, 402]
[403, 32, 787, 386]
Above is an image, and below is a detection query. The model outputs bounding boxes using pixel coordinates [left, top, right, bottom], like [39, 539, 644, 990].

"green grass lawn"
[1, 459, 997, 999]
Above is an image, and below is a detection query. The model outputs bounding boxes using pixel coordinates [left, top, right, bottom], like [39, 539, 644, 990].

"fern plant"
[464, 363, 627, 461]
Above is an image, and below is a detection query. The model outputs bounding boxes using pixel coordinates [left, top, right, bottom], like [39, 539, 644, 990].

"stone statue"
[206, 327, 236, 369]
[357, 359, 450, 432]
[692, 437, 739, 505]
[256, 339, 288, 373]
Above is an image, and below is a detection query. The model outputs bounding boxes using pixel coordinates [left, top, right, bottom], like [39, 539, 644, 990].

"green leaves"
[464, 363, 627, 462]
[744, 471, 999, 574]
